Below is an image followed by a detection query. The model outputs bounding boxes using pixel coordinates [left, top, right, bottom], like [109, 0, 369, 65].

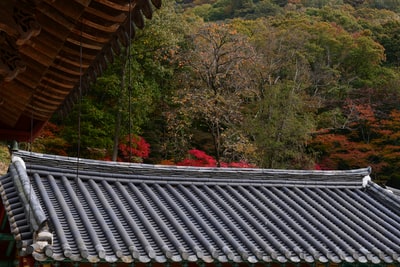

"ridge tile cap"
[14, 149, 371, 174]
[13, 150, 371, 186]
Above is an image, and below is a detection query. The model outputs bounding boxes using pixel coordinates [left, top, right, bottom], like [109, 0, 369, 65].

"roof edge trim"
[362, 175, 371, 188]
[367, 181, 400, 216]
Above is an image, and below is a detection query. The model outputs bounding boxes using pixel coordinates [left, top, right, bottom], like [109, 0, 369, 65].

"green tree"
[59, 94, 116, 159]
[244, 84, 317, 168]
[189, 0, 281, 21]
[366, 0, 400, 11]
[138, 0, 195, 163]
[375, 20, 400, 66]
[301, 0, 343, 8]
[58, 0, 185, 160]
[306, 5, 362, 32]
[236, 18, 317, 168]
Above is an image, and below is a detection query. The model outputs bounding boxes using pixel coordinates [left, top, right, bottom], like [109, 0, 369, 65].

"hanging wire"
[30, 104, 34, 152]
[128, 0, 133, 162]
[76, 19, 83, 186]
[26, 102, 34, 234]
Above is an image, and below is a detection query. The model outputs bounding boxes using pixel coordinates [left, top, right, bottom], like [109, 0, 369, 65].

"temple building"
[1, 1, 400, 267]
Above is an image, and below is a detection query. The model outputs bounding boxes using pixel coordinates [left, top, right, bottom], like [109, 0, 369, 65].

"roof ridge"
[14, 150, 371, 187]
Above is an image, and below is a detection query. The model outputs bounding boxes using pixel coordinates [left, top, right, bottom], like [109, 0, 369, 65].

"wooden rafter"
[0, 0, 161, 141]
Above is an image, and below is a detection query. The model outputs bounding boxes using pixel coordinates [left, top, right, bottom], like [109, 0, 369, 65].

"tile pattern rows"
[1, 151, 400, 264]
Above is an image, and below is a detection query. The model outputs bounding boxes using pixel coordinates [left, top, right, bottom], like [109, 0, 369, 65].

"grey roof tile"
[1, 150, 400, 264]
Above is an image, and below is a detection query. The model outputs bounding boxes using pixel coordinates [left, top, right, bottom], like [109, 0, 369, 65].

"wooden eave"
[0, 0, 161, 141]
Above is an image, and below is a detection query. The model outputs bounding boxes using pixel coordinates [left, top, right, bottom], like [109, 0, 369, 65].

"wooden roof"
[0, 0, 160, 141]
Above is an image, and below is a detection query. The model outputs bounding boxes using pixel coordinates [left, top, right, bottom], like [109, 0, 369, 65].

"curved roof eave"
[0, 0, 161, 141]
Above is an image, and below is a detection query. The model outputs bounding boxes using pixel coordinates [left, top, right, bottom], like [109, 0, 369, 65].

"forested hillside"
[29, 0, 400, 186]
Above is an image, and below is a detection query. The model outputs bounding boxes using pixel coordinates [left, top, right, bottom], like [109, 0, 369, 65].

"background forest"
[27, 0, 400, 187]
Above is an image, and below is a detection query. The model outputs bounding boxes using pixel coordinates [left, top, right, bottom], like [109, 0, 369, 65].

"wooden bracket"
[0, 1, 42, 82]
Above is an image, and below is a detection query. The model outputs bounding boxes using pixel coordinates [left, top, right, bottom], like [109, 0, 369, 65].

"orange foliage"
[159, 159, 175, 166]
[33, 122, 68, 156]
[310, 105, 400, 182]
[177, 149, 255, 168]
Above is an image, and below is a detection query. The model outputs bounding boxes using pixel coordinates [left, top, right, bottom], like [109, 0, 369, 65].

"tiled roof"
[387, 186, 400, 196]
[1, 150, 400, 264]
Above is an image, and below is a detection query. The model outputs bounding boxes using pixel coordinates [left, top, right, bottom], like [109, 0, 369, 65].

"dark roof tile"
[1, 150, 400, 264]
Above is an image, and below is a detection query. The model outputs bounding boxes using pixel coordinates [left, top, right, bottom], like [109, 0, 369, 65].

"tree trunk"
[112, 111, 122, 161]
[112, 65, 125, 161]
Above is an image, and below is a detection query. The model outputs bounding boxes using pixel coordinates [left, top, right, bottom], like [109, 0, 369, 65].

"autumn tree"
[114, 134, 151, 163]
[376, 110, 400, 186]
[309, 102, 400, 185]
[35, 0, 400, 185]
[28, 122, 69, 156]
[176, 149, 255, 167]
[170, 22, 257, 166]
